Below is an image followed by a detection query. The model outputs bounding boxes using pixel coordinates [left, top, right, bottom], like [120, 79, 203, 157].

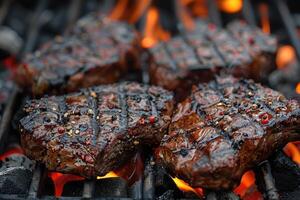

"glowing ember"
[276, 45, 296, 69]
[97, 171, 118, 179]
[177, 0, 195, 31]
[259, 3, 270, 34]
[141, 7, 170, 48]
[171, 177, 204, 197]
[48, 172, 84, 197]
[284, 142, 300, 165]
[217, 0, 243, 13]
[296, 83, 300, 95]
[2, 56, 18, 74]
[0, 147, 23, 160]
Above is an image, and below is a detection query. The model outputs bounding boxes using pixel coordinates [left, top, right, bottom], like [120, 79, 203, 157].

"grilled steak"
[16, 15, 140, 96]
[156, 75, 300, 190]
[19, 82, 174, 177]
[149, 20, 277, 100]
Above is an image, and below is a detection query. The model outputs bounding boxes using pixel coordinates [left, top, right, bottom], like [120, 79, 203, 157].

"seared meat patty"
[149, 20, 277, 100]
[156, 75, 300, 190]
[19, 82, 174, 177]
[16, 14, 140, 96]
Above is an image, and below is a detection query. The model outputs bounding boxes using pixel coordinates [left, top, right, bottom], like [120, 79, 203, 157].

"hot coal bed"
[0, 0, 299, 199]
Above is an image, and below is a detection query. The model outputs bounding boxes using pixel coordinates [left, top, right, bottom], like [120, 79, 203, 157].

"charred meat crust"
[19, 82, 174, 178]
[155, 75, 300, 190]
[16, 14, 141, 96]
[149, 20, 277, 101]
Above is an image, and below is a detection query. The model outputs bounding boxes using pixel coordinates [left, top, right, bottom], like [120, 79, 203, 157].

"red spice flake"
[84, 155, 94, 164]
[248, 37, 255, 45]
[206, 115, 213, 121]
[149, 116, 156, 123]
[259, 113, 272, 125]
[57, 127, 65, 134]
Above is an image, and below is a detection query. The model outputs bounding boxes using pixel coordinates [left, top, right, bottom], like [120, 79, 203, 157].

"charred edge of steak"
[16, 15, 141, 96]
[149, 20, 278, 97]
[19, 82, 174, 178]
[156, 75, 300, 190]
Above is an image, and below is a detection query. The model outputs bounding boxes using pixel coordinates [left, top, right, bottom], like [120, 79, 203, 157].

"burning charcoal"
[94, 178, 127, 197]
[270, 151, 300, 191]
[156, 190, 174, 200]
[0, 151, 34, 194]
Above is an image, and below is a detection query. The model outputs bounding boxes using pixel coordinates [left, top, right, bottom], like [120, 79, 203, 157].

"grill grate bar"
[129, 178, 143, 199]
[82, 180, 95, 198]
[242, 0, 257, 26]
[207, 0, 222, 27]
[27, 166, 43, 198]
[64, 0, 83, 34]
[275, 0, 300, 62]
[0, 0, 12, 25]
[142, 158, 155, 199]
[259, 161, 280, 200]
[20, 0, 48, 55]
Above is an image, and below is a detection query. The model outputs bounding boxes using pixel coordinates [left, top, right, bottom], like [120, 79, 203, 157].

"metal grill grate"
[0, 0, 299, 199]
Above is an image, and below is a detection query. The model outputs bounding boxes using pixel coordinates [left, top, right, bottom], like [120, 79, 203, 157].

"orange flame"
[284, 142, 300, 165]
[141, 7, 170, 48]
[259, 3, 270, 34]
[234, 171, 256, 197]
[128, 0, 152, 23]
[217, 0, 243, 13]
[276, 45, 296, 69]
[97, 171, 119, 179]
[171, 177, 204, 197]
[177, 0, 195, 31]
[48, 172, 85, 197]
[109, 0, 129, 20]
[296, 83, 300, 94]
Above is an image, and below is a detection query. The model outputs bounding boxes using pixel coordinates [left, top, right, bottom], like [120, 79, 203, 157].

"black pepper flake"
[79, 124, 88, 131]
[43, 116, 51, 123]
[179, 149, 188, 157]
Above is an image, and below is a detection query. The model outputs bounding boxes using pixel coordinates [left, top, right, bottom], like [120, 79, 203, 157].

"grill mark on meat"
[162, 42, 181, 71]
[20, 82, 174, 177]
[156, 75, 300, 190]
[149, 20, 277, 101]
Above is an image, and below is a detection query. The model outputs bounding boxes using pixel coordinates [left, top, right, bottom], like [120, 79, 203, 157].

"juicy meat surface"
[156, 75, 300, 190]
[16, 14, 140, 96]
[149, 20, 277, 100]
[19, 82, 174, 177]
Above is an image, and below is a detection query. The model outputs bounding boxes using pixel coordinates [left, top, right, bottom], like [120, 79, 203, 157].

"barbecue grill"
[0, 0, 299, 199]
